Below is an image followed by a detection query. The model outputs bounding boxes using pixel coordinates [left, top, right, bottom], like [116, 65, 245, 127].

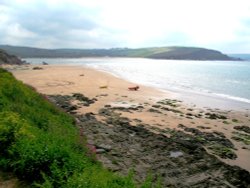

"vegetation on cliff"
[0, 68, 158, 187]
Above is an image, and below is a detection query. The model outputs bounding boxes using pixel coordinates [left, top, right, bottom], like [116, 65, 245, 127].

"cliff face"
[0, 50, 24, 65]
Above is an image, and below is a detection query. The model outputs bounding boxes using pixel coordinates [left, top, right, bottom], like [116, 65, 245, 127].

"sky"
[0, 0, 250, 53]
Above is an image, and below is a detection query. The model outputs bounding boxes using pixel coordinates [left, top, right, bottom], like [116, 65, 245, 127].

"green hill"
[0, 45, 236, 60]
[146, 47, 234, 60]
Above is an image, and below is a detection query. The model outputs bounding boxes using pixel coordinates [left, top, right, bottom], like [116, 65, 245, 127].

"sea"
[24, 58, 250, 110]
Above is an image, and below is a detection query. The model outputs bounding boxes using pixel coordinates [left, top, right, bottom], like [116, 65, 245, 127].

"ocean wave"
[213, 93, 250, 104]
[177, 87, 250, 104]
[225, 79, 249, 85]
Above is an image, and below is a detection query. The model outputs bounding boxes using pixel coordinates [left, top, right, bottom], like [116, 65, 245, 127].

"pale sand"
[5, 64, 250, 172]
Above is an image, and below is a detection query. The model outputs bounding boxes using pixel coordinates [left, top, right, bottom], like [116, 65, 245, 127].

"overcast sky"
[0, 0, 250, 53]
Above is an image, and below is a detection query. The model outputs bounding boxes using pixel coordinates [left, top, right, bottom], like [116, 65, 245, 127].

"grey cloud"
[9, 2, 98, 35]
[1, 0, 250, 52]
[0, 1, 110, 48]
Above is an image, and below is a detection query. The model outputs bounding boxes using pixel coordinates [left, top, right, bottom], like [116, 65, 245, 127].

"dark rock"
[106, 116, 131, 126]
[85, 112, 95, 116]
[205, 113, 227, 120]
[111, 106, 129, 112]
[133, 119, 142, 123]
[184, 127, 202, 135]
[77, 113, 96, 122]
[197, 125, 211, 129]
[178, 124, 185, 129]
[232, 119, 239, 123]
[148, 108, 162, 113]
[175, 139, 201, 150]
[152, 104, 161, 108]
[0, 50, 25, 65]
[208, 144, 237, 159]
[195, 113, 203, 118]
[213, 131, 226, 138]
[47, 95, 79, 113]
[32, 66, 43, 70]
[137, 105, 144, 109]
[128, 107, 140, 111]
[224, 166, 250, 187]
[234, 126, 250, 134]
[72, 93, 96, 106]
[178, 124, 235, 155]
[47, 94, 250, 187]
[99, 108, 114, 116]
[161, 107, 182, 114]
[231, 131, 250, 145]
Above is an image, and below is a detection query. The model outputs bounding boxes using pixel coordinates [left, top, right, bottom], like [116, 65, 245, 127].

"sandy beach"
[3, 64, 250, 185]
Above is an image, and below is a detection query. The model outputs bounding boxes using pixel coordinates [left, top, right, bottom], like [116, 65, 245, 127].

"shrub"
[0, 111, 33, 154]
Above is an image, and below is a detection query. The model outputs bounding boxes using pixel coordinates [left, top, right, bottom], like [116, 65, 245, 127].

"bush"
[65, 168, 136, 188]
[8, 132, 91, 185]
[0, 111, 33, 154]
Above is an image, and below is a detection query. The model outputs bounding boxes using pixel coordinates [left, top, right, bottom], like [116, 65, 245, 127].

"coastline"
[22, 57, 250, 110]
[4, 64, 250, 173]
[83, 62, 250, 111]
[166, 88, 250, 111]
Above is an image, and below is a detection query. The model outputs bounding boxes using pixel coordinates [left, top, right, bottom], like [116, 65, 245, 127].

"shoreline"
[3, 64, 250, 173]
[164, 88, 250, 111]
[87, 66, 250, 111]
[68, 64, 250, 111]
[22, 57, 250, 110]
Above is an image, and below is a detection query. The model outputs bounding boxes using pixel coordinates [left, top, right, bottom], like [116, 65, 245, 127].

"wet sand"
[5, 64, 250, 173]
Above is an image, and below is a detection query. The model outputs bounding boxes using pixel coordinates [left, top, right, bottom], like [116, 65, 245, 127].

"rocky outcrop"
[0, 50, 25, 65]
[47, 94, 250, 187]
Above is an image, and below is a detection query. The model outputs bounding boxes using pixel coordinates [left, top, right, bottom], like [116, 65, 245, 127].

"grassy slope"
[0, 45, 172, 58]
[0, 68, 158, 187]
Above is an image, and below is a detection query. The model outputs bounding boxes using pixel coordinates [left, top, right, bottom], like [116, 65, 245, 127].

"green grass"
[0, 68, 159, 187]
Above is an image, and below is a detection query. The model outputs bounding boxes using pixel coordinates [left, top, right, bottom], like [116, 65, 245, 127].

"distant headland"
[0, 44, 240, 61]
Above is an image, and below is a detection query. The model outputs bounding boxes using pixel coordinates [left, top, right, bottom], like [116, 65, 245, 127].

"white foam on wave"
[213, 93, 250, 104]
